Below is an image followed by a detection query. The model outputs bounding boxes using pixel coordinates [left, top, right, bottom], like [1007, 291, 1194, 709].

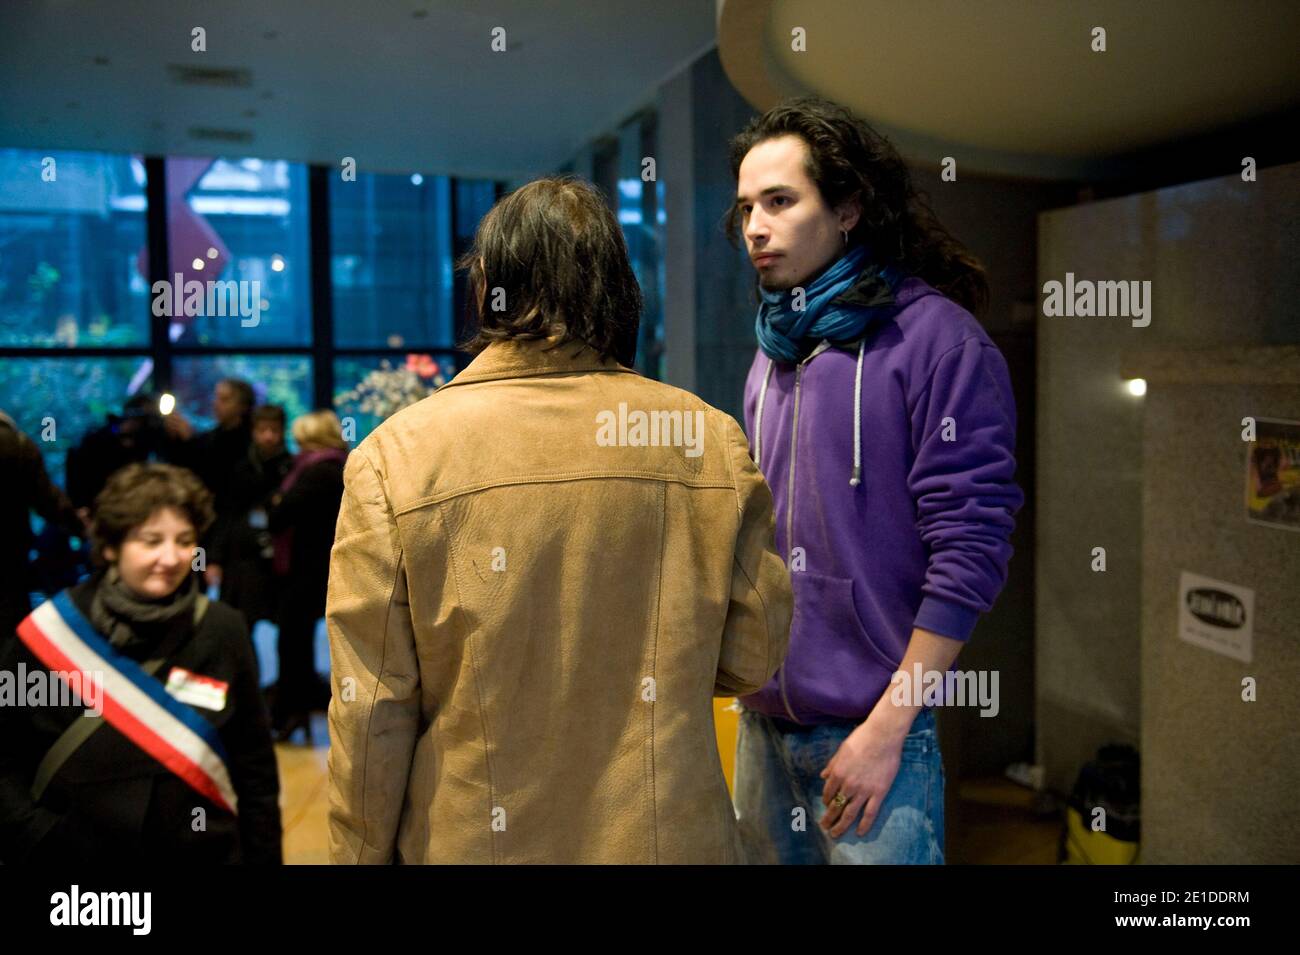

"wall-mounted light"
[1126, 378, 1147, 397]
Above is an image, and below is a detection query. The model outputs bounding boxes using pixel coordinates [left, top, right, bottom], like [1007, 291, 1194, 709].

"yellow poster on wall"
[1245, 417, 1300, 532]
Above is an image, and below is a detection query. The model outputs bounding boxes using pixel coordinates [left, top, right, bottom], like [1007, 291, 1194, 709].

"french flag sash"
[16, 590, 239, 815]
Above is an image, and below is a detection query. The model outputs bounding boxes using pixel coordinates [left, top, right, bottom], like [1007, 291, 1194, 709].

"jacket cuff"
[914, 595, 980, 642]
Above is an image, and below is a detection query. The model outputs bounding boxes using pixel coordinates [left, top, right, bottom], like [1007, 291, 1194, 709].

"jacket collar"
[440, 336, 634, 389]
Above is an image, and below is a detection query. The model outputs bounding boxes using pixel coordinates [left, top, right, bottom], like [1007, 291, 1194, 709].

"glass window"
[616, 114, 665, 380]
[0, 149, 150, 347]
[0, 356, 152, 492]
[330, 171, 454, 348]
[333, 351, 458, 445]
[170, 354, 313, 442]
[164, 157, 311, 347]
[451, 179, 497, 346]
[454, 180, 496, 246]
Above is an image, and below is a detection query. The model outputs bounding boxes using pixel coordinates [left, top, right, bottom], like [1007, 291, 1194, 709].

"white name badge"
[165, 667, 229, 712]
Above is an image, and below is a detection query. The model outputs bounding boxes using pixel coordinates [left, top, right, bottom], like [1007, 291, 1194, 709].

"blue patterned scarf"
[755, 244, 907, 363]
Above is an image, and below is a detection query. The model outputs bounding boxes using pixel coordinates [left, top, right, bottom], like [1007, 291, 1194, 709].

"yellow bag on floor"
[1059, 744, 1140, 864]
[1062, 804, 1139, 864]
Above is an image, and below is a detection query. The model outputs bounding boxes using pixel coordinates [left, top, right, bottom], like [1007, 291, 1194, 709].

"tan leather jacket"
[325, 337, 792, 863]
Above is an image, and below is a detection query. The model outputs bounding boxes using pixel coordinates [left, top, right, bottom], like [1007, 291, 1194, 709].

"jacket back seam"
[645, 481, 667, 864]
[435, 366, 639, 390]
[353, 451, 403, 864]
[433, 499, 499, 864]
[392, 471, 733, 515]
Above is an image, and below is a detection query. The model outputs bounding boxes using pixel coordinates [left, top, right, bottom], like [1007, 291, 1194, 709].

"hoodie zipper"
[776, 359, 808, 725]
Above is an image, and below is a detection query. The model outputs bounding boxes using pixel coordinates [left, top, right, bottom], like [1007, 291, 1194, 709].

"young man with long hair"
[728, 96, 1024, 864]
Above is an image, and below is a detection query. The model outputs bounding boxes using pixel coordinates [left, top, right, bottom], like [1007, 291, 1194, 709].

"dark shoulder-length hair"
[90, 462, 214, 566]
[726, 96, 989, 317]
[456, 176, 642, 367]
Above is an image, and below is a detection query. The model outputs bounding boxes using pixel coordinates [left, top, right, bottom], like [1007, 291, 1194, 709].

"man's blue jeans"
[734, 706, 945, 864]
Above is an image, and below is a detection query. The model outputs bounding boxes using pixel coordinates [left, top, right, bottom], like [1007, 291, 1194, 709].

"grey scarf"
[89, 565, 198, 651]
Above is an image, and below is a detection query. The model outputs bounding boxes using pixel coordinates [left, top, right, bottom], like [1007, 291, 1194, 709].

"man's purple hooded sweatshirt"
[740, 275, 1023, 725]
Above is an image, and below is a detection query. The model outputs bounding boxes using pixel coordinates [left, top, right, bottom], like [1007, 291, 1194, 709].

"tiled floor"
[274, 716, 1062, 865]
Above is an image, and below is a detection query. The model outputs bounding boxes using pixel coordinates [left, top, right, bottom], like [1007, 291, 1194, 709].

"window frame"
[0, 152, 499, 425]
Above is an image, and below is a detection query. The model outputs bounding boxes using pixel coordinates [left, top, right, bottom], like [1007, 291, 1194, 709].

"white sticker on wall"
[1177, 571, 1253, 663]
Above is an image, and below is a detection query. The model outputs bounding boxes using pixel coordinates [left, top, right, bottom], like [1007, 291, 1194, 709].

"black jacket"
[0, 571, 283, 864]
[169, 421, 253, 506]
[167, 422, 254, 572]
[0, 413, 83, 639]
[209, 446, 294, 625]
[209, 445, 294, 565]
[65, 415, 167, 512]
[267, 454, 346, 620]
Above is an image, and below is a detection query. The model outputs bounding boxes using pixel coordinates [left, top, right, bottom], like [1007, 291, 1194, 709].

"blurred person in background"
[66, 392, 170, 518]
[0, 409, 87, 642]
[164, 378, 257, 578]
[265, 410, 348, 743]
[162, 377, 256, 482]
[205, 404, 294, 636]
[0, 462, 282, 864]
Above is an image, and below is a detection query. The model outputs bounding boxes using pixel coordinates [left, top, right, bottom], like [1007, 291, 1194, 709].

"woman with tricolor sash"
[0, 463, 282, 863]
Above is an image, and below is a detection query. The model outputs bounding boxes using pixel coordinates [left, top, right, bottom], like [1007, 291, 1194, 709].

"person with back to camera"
[264, 410, 348, 743]
[325, 176, 793, 864]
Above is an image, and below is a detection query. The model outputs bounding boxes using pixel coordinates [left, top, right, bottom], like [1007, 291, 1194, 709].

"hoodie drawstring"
[754, 359, 774, 467]
[850, 338, 865, 487]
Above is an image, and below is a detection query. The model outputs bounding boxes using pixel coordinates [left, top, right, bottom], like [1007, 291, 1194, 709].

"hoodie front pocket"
[790, 571, 899, 678]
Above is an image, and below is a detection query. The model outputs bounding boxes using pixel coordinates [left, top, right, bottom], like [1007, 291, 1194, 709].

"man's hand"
[818, 625, 963, 839]
[818, 710, 910, 838]
[163, 412, 193, 441]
